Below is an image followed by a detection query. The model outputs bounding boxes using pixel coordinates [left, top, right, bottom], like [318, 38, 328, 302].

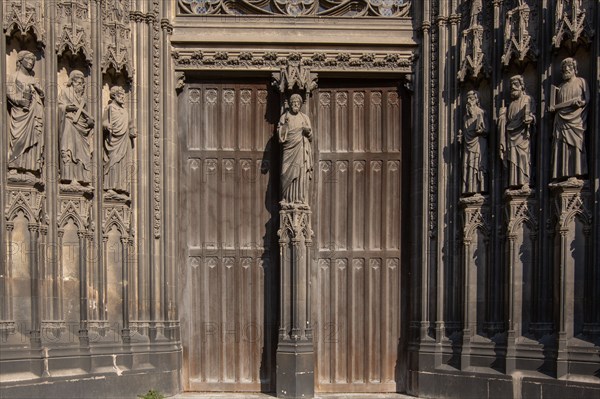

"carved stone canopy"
[501, 0, 538, 66]
[178, 0, 412, 17]
[3, 0, 45, 45]
[552, 0, 595, 49]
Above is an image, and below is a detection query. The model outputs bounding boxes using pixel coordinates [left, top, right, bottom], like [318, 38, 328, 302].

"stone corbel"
[175, 71, 185, 94]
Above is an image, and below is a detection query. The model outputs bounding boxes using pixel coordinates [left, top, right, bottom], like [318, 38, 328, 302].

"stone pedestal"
[459, 194, 490, 371]
[549, 179, 592, 378]
[503, 186, 537, 374]
[276, 202, 314, 398]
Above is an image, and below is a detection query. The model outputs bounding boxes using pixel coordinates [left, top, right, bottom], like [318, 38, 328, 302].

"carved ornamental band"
[178, 0, 411, 17]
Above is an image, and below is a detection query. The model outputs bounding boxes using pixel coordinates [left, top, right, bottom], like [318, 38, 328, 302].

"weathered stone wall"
[1, 1, 180, 397]
[409, 1, 600, 397]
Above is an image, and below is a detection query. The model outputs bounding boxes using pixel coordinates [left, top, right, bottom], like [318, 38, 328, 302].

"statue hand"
[575, 99, 585, 107]
[66, 104, 78, 112]
[87, 118, 95, 128]
[548, 105, 555, 113]
[524, 115, 533, 125]
[33, 82, 44, 97]
[19, 99, 30, 108]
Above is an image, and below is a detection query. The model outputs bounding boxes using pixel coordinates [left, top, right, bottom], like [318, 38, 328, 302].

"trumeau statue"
[499, 75, 535, 189]
[459, 90, 488, 195]
[7, 50, 45, 175]
[103, 86, 136, 195]
[549, 57, 589, 181]
[59, 70, 95, 185]
[278, 93, 313, 204]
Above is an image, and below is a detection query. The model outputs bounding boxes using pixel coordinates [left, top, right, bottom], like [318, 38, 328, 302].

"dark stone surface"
[0, 349, 181, 398]
[276, 342, 314, 399]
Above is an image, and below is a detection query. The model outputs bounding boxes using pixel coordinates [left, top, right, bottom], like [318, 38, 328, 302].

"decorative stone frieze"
[172, 50, 415, 73]
[177, 0, 411, 17]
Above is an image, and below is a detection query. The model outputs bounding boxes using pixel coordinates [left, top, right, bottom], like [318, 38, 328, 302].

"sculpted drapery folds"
[459, 90, 489, 195]
[59, 70, 95, 185]
[278, 93, 313, 204]
[103, 86, 136, 195]
[7, 50, 45, 175]
[550, 57, 589, 180]
[499, 75, 535, 189]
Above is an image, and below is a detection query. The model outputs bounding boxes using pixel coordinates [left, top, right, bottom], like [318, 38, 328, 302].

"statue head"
[510, 75, 525, 99]
[16, 50, 36, 71]
[561, 57, 577, 81]
[466, 90, 480, 115]
[289, 93, 303, 115]
[109, 86, 126, 106]
[67, 70, 86, 94]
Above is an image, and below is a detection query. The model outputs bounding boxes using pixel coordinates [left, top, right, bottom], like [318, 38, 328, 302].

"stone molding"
[172, 49, 415, 73]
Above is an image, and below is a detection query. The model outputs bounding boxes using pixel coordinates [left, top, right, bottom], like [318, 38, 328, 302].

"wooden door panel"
[181, 81, 279, 392]
[180, 79, 407, 393]
[312, 83, 406, 393]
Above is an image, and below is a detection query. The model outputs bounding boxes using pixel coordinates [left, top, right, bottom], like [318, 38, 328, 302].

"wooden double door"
[179, 78, 409, 393]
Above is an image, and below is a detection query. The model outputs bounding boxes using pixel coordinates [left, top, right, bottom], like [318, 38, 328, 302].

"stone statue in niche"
[499, 75, 535, 190]
[549, 57, 589, 181]
[458, 90, 488, 195]
[102, 86, 136, 196]
[59, 70, 95, 186]
[278, 93, 313, 204]
[6, 50, 45, 176]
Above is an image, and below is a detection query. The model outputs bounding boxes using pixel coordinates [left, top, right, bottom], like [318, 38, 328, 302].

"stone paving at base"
[173, 393, 418, 399]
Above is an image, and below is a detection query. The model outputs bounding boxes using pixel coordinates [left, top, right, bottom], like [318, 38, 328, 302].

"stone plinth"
[276, 202, 314, 398]
[549, 178, 592, 378]
[503, 186, 538, 373]
[458, 194, 490, 370]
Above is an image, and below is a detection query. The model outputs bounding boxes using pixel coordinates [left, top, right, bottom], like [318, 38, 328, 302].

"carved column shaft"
[459, 194, 489, 370]
[78, 231, 88, 332]
[550, 181, 592, 378]
[121, 237, 129, 341]
[28, 224, 41, 341]
[3, 224, 15, 322]
[56, 231, 64, 321]
[132, 10, 151, 323]
[0, 1, 6, 325]
[418, 11, 432, 343]
[435, 9, 449, 346]
[277, 205, 314, 399]
[593, 0, 600, 332]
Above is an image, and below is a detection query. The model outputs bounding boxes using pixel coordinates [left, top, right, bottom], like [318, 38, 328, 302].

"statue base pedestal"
[276, 340, 314, 399]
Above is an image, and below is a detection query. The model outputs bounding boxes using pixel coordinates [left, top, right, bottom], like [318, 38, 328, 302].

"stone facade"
[0, 1, 598, 398]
